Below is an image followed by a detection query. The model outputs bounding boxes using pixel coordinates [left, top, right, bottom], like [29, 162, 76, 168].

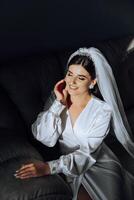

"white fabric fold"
[68, 47, 134, 158]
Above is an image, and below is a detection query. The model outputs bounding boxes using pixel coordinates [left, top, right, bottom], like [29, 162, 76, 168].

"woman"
[15, 48, 134, 200]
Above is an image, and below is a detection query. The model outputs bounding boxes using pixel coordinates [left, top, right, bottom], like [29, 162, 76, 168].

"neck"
[70, 92, 92, 107]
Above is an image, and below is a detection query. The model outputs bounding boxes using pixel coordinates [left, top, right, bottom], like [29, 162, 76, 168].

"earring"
[89, 84, 94, 89]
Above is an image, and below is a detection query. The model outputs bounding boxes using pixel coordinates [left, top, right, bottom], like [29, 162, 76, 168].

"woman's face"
[65, 64, 96, 96]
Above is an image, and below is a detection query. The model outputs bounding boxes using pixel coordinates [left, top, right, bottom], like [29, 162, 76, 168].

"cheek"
[78, 83, 90, 92]
[65, 76, 71, 84]
[64, 76, 68, 84]
[79, 81, 90, 88]
[64, 77, 70, 89]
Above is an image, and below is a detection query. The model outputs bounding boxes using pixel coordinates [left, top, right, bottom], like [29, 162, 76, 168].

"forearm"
[48, 151, 96, 177]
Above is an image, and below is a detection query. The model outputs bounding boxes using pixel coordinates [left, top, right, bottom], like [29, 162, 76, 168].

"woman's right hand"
[54, 79, 68, 105]
[15, 161, 50, 179]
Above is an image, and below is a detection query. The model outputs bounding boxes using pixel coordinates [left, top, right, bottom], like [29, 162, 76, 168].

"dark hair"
[67, 55, 103, 100]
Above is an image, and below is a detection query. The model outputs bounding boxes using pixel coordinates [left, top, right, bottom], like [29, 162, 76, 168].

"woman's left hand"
[15, 161, 50, 179]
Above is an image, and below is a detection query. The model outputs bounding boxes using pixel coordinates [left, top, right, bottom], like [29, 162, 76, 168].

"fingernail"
[14, 174, 19, 178]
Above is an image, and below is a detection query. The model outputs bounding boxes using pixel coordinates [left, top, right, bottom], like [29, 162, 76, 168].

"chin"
[68, 89, 80, 96]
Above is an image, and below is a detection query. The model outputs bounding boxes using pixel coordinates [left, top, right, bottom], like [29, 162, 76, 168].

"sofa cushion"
[0, 129, 72, 200]
[0, 87, 27, 131]
[0, 55, 63, 127]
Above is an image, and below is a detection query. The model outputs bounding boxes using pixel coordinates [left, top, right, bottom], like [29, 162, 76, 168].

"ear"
[92, 78, 97, 86]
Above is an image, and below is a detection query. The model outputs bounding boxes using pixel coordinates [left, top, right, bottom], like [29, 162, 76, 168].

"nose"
[70, 77, 77, 84]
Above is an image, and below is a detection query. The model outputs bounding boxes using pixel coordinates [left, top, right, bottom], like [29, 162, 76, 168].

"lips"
[69, 85, 78, 90]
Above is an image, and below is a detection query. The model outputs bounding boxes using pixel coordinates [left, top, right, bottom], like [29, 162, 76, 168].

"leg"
[82, 143, 126, 200]
[78, 184, 92, 200]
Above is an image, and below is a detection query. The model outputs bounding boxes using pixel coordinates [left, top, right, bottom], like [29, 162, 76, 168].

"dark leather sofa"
[0, 36, 134, 200]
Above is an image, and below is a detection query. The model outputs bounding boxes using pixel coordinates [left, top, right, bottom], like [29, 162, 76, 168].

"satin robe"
[32, 96, 134, 200]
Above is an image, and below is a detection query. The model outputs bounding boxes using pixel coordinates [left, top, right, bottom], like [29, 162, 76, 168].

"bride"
[15, 47, 134, 200]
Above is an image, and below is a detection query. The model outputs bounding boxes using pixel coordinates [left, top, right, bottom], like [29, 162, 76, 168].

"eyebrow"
[68, 70, 88, 78]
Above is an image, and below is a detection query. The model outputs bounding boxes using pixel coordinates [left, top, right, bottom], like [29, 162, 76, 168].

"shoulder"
[93, 96, 112, 114]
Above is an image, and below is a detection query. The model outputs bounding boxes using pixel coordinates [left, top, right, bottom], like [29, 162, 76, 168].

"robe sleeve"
[32, 99, 66, 147]
[48, 103, 112, 177]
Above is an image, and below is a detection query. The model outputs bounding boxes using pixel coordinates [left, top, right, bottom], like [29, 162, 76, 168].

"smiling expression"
[65, 64, 96, 96]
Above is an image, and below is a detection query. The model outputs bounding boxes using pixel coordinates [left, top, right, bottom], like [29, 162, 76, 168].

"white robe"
[32, 96, 134, 200]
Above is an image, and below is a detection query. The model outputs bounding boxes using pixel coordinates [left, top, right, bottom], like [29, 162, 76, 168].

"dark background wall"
[0, 0, 134, 60]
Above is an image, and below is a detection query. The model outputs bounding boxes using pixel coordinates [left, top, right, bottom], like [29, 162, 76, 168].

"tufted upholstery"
[0, 36, 134, 199]
[0, 55, 72, 200]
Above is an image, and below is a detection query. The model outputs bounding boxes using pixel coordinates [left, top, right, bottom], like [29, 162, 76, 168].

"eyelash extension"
[67, 73, 85, 80]
[67, 72, 72, 76]
[79, 77, 85, 80]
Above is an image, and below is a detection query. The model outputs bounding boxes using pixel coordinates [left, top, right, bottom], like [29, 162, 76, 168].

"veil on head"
[67, 47, 134, 159]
